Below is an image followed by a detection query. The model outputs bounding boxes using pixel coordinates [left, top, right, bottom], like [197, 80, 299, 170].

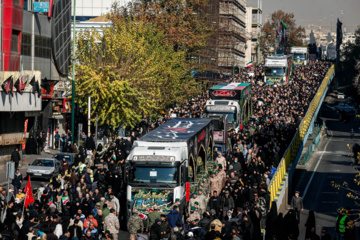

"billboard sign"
[34, 2, 50, 13]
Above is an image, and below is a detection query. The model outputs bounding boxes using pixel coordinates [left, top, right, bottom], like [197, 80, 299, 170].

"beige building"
[246, 0, 263, 64]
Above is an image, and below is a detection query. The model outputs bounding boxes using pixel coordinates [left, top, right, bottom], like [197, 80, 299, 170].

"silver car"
[26, 158, 61, 180]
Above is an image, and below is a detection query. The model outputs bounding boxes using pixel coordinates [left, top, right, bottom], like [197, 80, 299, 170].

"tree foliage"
[110, 0, 213, 54]
[260, 10, 306, 58]
[74, 19, 200, 127]
[340, 42, 360, 96]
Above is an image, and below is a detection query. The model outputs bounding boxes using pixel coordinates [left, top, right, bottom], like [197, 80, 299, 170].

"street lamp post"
[71, 0, 77, 144]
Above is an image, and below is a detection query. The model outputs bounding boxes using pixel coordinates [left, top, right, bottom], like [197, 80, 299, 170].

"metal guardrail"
[268, 65, 335, 205]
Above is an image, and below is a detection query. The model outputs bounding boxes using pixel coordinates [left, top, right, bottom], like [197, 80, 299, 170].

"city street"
[0, 149, 58, 189]
[295, 117, 360, 239]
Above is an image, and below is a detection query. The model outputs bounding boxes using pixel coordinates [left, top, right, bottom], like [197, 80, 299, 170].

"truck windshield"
[213, 119, 224, 131]
[294, 53, 306, 59]
[129, 165, 179, 184]
[208, 113, 236, 124]
[265, 67, 285, 76]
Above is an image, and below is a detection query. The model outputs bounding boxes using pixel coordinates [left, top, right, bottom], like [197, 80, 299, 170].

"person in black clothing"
[11, 147, 21, 170]
[85, 135, 96, 151]
[12, 169, 23, 195]
[25, 135, 37, 155]
[198, 212, 212, 236]
[150, 219, 162, 240]
[69, 219, 82, 239]
[36, 135, 43, 155]
[208, 191, 220, 213]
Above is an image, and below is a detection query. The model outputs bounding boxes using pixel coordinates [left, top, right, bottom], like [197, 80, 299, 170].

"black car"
[53, 153, 75, 166]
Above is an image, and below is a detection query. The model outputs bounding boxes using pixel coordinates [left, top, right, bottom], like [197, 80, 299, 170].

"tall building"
[72, 0, 131, 21]
[246, 0, 262, 64]
[217, 0, 249, 75]
[0, 0, 71, 163]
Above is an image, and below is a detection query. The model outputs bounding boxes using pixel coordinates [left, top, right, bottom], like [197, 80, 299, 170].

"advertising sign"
[213, 131, 224, 143]
[34, 2, 50, 12]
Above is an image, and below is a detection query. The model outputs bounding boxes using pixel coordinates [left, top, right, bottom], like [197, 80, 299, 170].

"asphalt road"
[294, 117, 360, 239]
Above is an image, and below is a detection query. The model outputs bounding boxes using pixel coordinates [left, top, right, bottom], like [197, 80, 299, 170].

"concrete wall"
[0, 145, 22, 169]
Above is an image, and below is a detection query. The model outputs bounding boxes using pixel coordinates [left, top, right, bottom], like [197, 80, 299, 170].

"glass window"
[11, 31, 20, 52]
[34, 35, 52, 58]
[294, 53, 306, 59]
[265, 67, 285, 76]
[129, 166, 179, 184]
[208, 112, 236, 124]
[32, 160, 55, 167]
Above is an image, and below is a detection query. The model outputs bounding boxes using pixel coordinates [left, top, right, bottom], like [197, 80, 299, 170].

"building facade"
[0, 0, 71, 164]
[217, 0, 249, 74]
[246, 0, 262, 64]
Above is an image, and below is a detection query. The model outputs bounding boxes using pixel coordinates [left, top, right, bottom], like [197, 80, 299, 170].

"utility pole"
[71, 0, 76, 144]
[88, 96, 91, 137]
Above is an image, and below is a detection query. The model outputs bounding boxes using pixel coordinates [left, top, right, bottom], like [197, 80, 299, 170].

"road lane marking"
[303, 135, 333, 199]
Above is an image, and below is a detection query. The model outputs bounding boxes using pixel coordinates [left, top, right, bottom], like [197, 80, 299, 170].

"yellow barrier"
[269, 65, 335, 207]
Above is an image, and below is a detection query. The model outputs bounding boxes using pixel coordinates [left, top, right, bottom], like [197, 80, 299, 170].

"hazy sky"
[262, 0, 360, 32]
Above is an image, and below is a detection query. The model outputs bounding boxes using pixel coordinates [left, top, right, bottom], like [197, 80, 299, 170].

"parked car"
[337, 92, 345, 99]
[26, 158, 60, 180]
[53, 153, 75, 166]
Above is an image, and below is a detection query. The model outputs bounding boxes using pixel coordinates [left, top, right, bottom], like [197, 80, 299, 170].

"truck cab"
[205, 100, 239, 132]
[205, 83, 252, 133]
[264, 55, 293, 84]
[290, 47, 308, 66]
[125, 118, 214, 219]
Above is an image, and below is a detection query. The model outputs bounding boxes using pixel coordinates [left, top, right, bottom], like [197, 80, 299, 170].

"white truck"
[264, 55, 293, 84]
[125, 118, 214, 217]
[290, 47, 308, 66]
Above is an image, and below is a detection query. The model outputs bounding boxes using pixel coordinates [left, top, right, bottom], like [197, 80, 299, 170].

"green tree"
[340, 42, 360, 96]
[74, 19, 200, 127]
[260, 10, 306, 58]
[110, 0, 213, 54]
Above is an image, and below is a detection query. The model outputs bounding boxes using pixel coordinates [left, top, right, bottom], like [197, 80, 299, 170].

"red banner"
[22, 119, 28, 150]
[186, 182, 190, 202]
[24, 176, 35, 208]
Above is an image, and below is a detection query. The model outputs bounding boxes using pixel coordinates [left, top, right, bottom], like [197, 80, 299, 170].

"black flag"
[30, 76, 41, 97]
[1, 76, 13, 96]
[336, 18, 343, 51]
[41, 77, 51, 93]
[14, 77, 27, 95]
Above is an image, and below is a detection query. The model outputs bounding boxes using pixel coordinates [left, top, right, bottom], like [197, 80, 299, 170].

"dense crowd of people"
[4, 61, 332, 240]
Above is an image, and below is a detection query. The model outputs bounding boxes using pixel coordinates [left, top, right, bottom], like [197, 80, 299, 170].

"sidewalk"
[0, 148, 61, 187]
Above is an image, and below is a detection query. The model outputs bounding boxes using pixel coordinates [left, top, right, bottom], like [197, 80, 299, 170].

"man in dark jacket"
[290, 191, 303, 223]
[166, 205, 183, 228]
[11, 147, 21, 170]
[12, 169, 23, 194]
[84, 168, 93, 190]
[208, 191, 220, 213]
[69, 219, 82, 239]
[160, 214, 171, 239]
[220, 191, 235, 218]
[150, 219, 162, 240]
[199, 212, 212, 235]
